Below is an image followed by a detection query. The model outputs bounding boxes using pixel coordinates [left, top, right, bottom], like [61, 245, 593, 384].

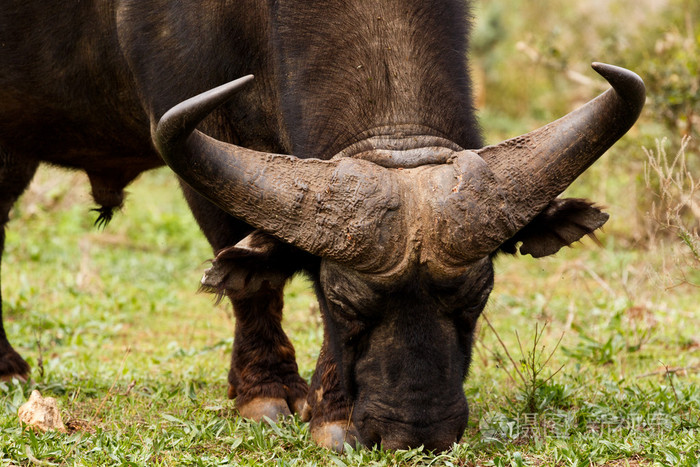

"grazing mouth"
[354, 409, 468, 451]
[354, 395, 469, 429]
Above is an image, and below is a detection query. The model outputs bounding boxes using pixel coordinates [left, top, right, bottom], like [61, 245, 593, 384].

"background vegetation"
[1, 0, 698, 465]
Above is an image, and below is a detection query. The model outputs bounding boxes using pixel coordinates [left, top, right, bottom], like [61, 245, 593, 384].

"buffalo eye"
[432, 265, 494, 318]
[325, 290, 363, 322]
[321, 263, 383, 321]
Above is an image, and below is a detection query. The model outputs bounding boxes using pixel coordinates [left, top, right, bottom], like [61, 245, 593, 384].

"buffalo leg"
[227, 285, 308, 419]
[179, 183, 308, 419]
[302, 339, 359, 451]
[0, 151, 39, 381]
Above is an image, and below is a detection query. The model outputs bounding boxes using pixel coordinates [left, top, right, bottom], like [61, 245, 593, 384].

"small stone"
[17, 390, 67, 433]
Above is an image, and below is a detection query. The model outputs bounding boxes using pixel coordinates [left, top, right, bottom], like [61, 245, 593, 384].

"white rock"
[17, 390, 67, 433]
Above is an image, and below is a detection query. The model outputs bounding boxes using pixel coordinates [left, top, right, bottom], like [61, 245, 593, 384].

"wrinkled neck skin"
[269, 0, 491, 274]
[270, 0, 482, 160]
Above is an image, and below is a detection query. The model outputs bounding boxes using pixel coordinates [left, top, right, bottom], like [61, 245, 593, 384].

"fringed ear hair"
[199, 231, 289, 301]
[499, 198, 608, 258]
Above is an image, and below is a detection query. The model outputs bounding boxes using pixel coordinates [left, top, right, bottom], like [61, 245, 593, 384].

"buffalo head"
[154, 63, 644, 450]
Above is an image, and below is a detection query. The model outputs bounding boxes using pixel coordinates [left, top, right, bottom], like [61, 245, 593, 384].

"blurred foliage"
[628, 0, 700, 145]
[472, 0, 699, 142]
[471, 0, 699, 252]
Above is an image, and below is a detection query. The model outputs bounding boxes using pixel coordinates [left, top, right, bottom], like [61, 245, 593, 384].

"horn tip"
[155, 74, 256, 161]
[218, 75, 255, 96]
[236, 74, 255, 86]
[591, 62, 646, 113]
[591, 62, 640, 82]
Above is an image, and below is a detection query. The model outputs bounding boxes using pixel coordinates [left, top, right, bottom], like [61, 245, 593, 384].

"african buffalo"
[0, 0, 643, 451]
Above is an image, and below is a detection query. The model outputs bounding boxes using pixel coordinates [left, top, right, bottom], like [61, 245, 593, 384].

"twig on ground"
[34, 332, 44, 379]
[482, 313, 526, 387]
[26, 446, 56, 466]
[662, 362, 681, 405]
[637, 364, 700, 379]
[59, 347, 132, 467]
[88, 347, 132, 426]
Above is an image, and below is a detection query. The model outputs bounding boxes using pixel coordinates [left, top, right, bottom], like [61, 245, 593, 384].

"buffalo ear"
[499, 198, 609, 258]
[200, 231, 288, 300]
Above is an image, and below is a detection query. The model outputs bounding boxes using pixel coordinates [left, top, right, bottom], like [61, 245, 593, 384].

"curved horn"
[154, 77, 404, 271]
[466, 63, 645, 254]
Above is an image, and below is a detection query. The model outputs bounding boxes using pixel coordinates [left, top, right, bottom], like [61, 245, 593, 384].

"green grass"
[2, 1, 700, 464]
[1, 170, 698, 465]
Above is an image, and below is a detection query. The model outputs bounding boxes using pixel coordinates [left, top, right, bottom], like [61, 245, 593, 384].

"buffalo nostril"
[363, 431, 382, 448]
[371, 422, 465, 452]
[380, 438, 448, 452]
[355, 401, 468, 451]
[377, 432, 456, 452]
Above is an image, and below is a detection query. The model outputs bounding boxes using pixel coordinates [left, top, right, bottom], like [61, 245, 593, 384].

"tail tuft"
[91, 206, 117, 229]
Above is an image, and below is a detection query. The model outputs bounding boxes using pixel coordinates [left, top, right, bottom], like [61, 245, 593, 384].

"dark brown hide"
[269, 0, 481, 158]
